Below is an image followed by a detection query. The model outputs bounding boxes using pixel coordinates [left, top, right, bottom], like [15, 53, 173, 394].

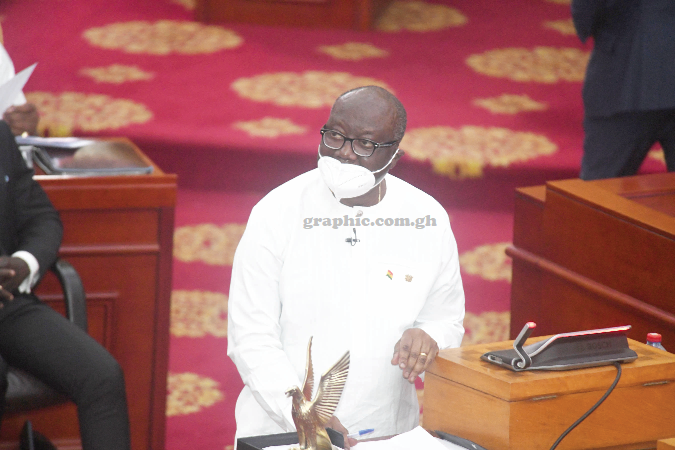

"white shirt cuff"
[12, 251, 40, 294]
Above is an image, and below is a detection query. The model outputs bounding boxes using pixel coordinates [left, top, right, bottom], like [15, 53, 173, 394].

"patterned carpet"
[0, 0, 670, 448]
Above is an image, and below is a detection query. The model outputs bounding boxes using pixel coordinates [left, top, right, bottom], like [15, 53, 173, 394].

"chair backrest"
[2, 259, 87, 414]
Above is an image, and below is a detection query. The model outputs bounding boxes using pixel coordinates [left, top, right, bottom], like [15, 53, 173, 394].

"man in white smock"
[227, 86, 465, 448]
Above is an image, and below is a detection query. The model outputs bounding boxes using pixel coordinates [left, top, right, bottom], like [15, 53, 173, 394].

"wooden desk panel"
[196, 0, 392, 30]
[0, 141, 176, 450]
[508, 173, 675, 349]
[425, 338, 675, 450]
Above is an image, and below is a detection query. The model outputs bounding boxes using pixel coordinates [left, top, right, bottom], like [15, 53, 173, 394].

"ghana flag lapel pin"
[386, 270, 393, 280]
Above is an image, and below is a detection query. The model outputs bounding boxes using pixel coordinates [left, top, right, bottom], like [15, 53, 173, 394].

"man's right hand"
[3, 103, 39, 136]
[0, 256, 30, 301]
[326, 415, 358, 449]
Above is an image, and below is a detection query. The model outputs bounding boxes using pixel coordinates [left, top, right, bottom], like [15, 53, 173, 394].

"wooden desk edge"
[428, 338, 675, 401]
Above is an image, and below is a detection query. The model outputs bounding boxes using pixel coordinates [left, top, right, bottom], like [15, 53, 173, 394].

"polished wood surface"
[424, 338, 675, 450]
[658, 438, 675, 450]
[0, 140, 176, 450]
[195, 0, 392, 30]
[508, 173, 675, 350]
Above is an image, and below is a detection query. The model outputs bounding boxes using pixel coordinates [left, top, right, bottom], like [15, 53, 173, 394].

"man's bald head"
[332, 86, 407, 141]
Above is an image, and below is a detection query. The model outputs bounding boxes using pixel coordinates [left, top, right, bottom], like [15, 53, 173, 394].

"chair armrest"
[50, 259, 87, 333]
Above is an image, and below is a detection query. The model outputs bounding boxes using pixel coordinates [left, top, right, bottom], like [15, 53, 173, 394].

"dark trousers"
[580, 109, 675, 180]
[0, 295, 130, 450]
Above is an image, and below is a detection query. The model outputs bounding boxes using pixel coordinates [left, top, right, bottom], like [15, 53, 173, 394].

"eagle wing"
[301, 337, 314, 402]
[309, 350, 350, 426]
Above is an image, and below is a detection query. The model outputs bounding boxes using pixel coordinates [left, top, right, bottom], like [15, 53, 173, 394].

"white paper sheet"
[0, 63, 37, 114]
[262, 427, 466, 450]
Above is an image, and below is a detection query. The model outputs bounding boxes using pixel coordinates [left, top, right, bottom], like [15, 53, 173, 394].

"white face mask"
[317, 146, 399, 201]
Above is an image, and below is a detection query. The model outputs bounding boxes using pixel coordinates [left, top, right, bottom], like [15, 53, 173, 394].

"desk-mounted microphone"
[345, 228, 360, 246]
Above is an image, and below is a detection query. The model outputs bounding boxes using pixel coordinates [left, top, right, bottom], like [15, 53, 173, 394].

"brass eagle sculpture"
[285, 337, 350, 450]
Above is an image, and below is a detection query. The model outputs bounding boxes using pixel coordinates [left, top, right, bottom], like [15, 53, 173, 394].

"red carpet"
[0, 0, 670, 448]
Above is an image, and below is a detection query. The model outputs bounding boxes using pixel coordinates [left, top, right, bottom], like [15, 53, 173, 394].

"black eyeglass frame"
[320, 128, 398, 157]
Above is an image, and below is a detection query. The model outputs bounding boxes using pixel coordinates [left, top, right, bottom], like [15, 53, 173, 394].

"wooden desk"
[424, 338, 675, 450]
[508, 173, 675, 348]
[0, 140, 176, 450]
[195, 0, 392, 30]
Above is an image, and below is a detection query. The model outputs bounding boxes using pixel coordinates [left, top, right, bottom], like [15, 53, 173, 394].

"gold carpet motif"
[171, 0, 196, 10]
[544, 19, 577, 36]
[317, 42, 389, 61]
[166, 372, 224, 416]
[26, 91, 153, 134]
[233, 117, 308, 138]
[402, 126, 557, 178]
[466, 47, 589, 83]
[79, 64, 155, 84]
[462, 311, 511, 346]
[376, 1, 467, 32]
[83, 20, 243, 54]
[546, 0, 571, 4]
[174, 223, 246, 266]
[231, 71, 392, 108]
[473, 94, 547, 114]
[171, 290, 228, 338]
[459, 242, 513, 282]
[648, 148, 666, 164]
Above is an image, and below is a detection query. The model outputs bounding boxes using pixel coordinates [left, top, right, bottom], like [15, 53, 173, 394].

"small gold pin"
[405, 275, 413, 282]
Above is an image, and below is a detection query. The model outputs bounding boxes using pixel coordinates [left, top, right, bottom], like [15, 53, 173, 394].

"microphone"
[345, 228, 360, 246]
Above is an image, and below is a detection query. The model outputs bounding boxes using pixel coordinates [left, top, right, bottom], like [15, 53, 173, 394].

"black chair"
[0, 259, 87, 450]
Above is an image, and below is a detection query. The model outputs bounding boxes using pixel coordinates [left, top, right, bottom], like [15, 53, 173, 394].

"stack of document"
[15, 136, 97, 148]
[18, 137, 154, 176]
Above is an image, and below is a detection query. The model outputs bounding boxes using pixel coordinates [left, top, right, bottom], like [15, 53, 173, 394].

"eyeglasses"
[320, 128, 398, 157]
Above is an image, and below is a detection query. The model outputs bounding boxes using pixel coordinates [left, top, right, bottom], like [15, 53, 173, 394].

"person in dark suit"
[572, 0, 675, 180]
[0, 120, 131, 450]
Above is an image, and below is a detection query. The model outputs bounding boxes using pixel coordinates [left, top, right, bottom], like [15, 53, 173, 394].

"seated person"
[228, 86, 466, 448]
[0, 120, 131, 450]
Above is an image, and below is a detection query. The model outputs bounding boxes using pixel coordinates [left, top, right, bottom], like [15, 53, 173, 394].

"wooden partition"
[508, 173, 675, 349]
[195, 0, 392, 30]
[0, 140, 176, 450]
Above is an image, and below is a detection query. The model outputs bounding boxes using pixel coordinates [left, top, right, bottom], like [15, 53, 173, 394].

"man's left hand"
[3, 103, 39, 136]
[0, 256, 30, 300]
[391, 328, 438, 383]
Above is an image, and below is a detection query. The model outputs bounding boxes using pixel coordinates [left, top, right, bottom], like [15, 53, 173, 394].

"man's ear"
[388, 148, 405, 171]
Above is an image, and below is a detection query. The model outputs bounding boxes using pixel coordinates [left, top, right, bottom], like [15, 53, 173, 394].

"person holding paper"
[0, 43, 39, 136]
[228, 86, 465, 447]
[0, 120, 131, 449]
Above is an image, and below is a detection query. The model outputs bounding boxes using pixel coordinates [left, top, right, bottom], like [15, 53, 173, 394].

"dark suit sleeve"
[0, 121, 62, 277]
[572, 0, 607, 42]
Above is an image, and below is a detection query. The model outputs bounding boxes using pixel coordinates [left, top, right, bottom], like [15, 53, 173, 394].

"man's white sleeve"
[414, 223, 465, 350]
[227, 202, 300, 431]
[12, 250, 40, 294]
